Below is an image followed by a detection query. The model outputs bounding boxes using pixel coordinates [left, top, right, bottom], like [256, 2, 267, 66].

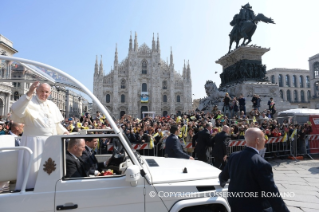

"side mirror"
[125, 165, 140, 187]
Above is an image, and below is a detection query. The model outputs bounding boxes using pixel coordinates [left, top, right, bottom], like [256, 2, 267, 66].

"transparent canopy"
[0, 58, 83, 92]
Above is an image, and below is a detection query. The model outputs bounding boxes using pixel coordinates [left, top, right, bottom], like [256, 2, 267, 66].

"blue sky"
[2, 0, 319, 102]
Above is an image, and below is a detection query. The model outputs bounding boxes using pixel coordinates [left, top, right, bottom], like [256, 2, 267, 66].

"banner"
[141, 92, 149, 103]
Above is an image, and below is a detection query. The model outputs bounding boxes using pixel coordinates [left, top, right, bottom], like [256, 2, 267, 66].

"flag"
[150, 137, 154, 149]
[290, 129, 297, 141]
[282, 133, 288, 142]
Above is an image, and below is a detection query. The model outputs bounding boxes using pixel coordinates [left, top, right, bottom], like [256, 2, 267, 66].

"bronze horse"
[228, 13, 275, 53]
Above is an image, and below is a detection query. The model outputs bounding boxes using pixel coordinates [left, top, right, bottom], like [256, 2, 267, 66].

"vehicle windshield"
[121, 131, 143, 165]
[0, 56, 141, 165]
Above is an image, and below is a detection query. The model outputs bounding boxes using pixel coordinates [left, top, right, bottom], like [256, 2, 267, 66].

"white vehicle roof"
[278, 108, 319, 116]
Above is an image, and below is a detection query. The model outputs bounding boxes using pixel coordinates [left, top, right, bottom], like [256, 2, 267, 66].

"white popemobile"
[0, 55, 230, 212]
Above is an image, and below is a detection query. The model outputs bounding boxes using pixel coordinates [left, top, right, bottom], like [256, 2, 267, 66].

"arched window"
[121, 79, 126, 89]
[121, 94, 125, 103]
[177, 95, 180, 102]
[307, 90, 311, 101]
[301, 90, 305, 102]
[106, 94, 110, 103]
[271, 75, 275, 84]
[142, 60, 147, 74]
[142, 83, 147, 92]
[293, 90, 298, 102]
[162, 81, 167, 89]
[299, 76, 304, 88]
[292, 75, 297, 87]
[278, 74, 283, 87]
[280, 90, 283, 99]
[314, 62, 319, 78]
[287, 90, 291, 102]
[285, 75, 290, 87]
[306, 76, 310, 88]
[163, 95, 167, 102]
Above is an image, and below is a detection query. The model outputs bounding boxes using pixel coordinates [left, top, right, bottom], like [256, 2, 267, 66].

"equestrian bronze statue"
[228, 3, 275, 53]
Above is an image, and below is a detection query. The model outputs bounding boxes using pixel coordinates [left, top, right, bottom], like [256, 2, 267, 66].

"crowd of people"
[0, 82, 313, 190]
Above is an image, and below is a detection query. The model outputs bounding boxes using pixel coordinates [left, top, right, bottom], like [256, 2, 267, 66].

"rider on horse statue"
[228, 3, 275, 52]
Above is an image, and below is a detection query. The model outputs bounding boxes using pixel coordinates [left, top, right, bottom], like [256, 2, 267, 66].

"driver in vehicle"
[66, 138, 88, 178]
[81, 137, 110, 176]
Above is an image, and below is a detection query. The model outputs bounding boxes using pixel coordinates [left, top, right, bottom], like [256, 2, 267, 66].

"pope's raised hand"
[27, 81, 40, 97]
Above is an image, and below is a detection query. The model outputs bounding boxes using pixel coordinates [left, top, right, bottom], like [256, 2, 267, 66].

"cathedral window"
[121, 79, 126, 89]
[271, 75, 275, 84]
[142, 60, 147, 74]
[142, 83, 147, 92]
[176, 95, 180, 102]
[163, 95, 167, 102]
[162, 81, 167, 89]
[299, 76, 304, 88]
[121, 94, 125, 103]
[106, 94, 110, 103]
[279, 90, 283, 99]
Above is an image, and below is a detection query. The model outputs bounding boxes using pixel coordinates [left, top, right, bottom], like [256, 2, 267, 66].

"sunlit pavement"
[269, 157, 319, 212]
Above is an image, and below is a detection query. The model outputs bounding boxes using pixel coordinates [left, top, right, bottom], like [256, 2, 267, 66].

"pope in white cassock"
[11, 82, 69, 190]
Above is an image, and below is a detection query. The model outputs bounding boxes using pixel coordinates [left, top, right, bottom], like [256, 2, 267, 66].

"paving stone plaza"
[270, 158, 319, 211]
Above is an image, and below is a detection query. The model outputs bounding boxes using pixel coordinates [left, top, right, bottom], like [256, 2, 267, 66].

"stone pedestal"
[214, 46, 297, 114]
[225, 81, 296, 113]
[216, 46, 270, 87]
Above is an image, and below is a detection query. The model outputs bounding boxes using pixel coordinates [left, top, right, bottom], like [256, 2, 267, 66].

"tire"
[179, 205, 226, 212]
[179, 206, 211, 212]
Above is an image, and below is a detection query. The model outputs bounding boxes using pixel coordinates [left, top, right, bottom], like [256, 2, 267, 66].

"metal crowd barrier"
[102, 134, 319, 161]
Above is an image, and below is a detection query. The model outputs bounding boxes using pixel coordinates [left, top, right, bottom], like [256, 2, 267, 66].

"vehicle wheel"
[179, 206, 211, 212]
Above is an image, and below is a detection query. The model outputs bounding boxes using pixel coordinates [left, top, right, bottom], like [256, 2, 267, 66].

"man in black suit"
[192, 123, 213, 162]
[219, 128, 289, 212]
[66, 138, 88, 178]
[9, 122, 24, 146]
[212, 125, 230, 169]
[81, 138, 110, 176]
[165, 125, 194, 160]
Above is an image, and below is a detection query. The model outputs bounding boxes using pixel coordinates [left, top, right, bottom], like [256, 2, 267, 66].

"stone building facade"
[308, 53, 319, 109]
[0, 34, 18, 119]
[266, 68, 311, 108]
[93, 33, 192, 118]
[0, 34, 89, 119]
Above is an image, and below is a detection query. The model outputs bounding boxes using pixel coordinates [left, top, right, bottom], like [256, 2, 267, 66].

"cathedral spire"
[129, 31, 133, 52]
[157, 33, 160, 53]
[114, 43, 118, 66]
[99, 55, 104, 76]
[183, 59, 186, 78]
[170, 47, 173, 66]
[134, 32, 138, 52]
[94, 55, 99, 75]
[187, 60, 191, 79]
[152, 33, 155, 52]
